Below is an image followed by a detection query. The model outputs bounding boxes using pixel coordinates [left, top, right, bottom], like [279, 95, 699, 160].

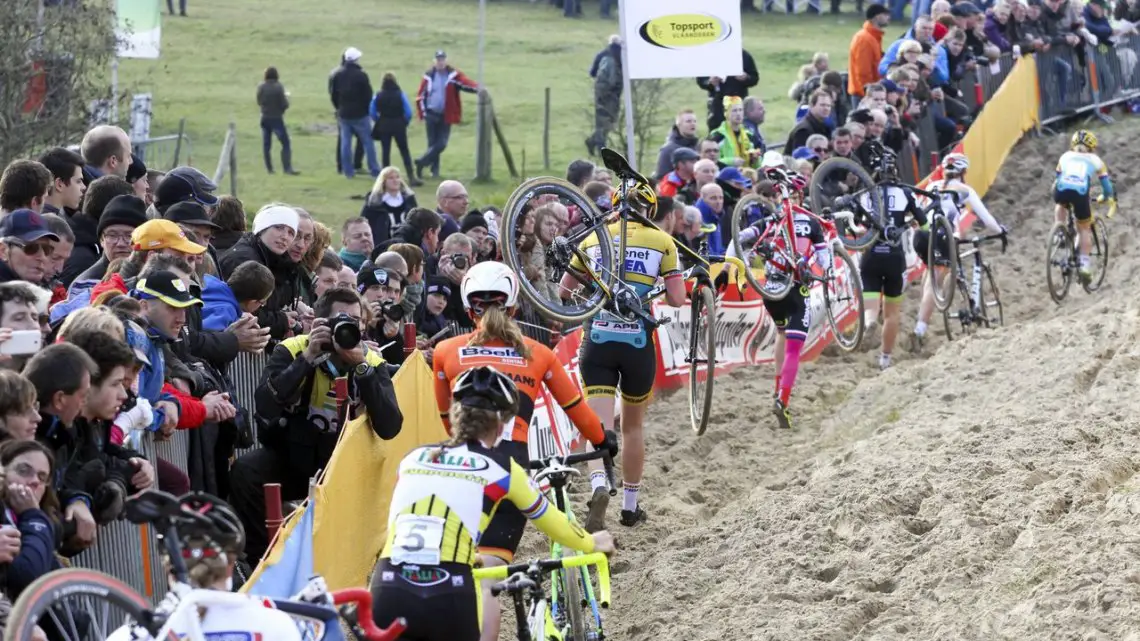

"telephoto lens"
[328, 313, 362, 350]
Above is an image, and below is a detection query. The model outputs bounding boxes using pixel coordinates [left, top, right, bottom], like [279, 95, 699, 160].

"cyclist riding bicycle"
[558, 181, 686, 529]
[432, 260, 618, 641]
[107, 493, 303, 641]
[372, 366, 616, 641]
[857, 141, 926, 371]
[728, 169, 830, 429]
[911, 152, 1005, 349]
[1053, 129, 1116, 283]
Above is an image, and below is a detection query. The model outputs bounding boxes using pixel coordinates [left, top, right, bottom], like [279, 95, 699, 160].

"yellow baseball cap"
[131, 219, 207, 255]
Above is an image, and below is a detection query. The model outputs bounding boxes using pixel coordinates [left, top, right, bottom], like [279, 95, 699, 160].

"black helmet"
[453, 365, 519, 413]
[178, 492, 245, 555]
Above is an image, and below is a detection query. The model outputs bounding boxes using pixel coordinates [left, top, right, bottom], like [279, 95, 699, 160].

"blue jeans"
[339, 116, 379, 178]
[418, 111, 451, 177]
[260, 116, 292, 173]
[912, 0, 932, 22]
[600, 0, 614, 17]
[1054, 57, 1073, 109]
[889, 0, 908, 21]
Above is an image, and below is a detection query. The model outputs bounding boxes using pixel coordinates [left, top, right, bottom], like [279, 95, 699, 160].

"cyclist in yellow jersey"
[370, 366, 615, 641]
[1053, 129, 1117, 282]
[560, 182, 687, 530]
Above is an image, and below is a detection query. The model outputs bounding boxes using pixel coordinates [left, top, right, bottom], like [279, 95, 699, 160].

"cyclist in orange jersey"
[431, 260, 618, 641]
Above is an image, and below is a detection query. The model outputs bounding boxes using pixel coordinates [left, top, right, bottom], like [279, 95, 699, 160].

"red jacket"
[415, 66, 478, 125]
[162, 382, 207, 429]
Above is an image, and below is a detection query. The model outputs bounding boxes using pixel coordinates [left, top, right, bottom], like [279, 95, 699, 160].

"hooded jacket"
[59, 214, 101, 287]
[219, 233, 306, 341]
[653, 126, 701, 181]
[201, 274, 241, 332]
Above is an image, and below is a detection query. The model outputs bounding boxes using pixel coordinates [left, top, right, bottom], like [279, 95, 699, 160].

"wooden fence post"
[543, 87, 551, 170]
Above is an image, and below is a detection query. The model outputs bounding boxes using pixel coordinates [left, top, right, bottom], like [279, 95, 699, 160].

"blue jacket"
[696, 199, 726, 255]
[201, 274, 240, 332]
[49, 279, 98, 324]
[5, 508, 62, 598]
[130, 320, 177, 431]
[369, 91, 413, 123]
[1083, 5, 1114, 43]
[931, 44, 952, 87]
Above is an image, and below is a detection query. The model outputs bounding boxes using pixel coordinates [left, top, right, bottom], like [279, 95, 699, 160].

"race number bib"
[391, 514, 445, 566]
[1058, 158, 1088, 190]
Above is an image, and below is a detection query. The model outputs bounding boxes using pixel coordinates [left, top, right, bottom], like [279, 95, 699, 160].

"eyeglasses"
[102, 232, 133, 245]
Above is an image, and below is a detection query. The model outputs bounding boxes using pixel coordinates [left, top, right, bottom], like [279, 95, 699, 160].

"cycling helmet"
[452, 365, 519, 413]
[613, 179, 658, 219]
[942, 152, 970, 176]
[760, 150, 787, 169]
[460, 261, 519, 311]
[1071, 129, 1098, 151]
[179, 492, 245, 555]
[786, 172, 809, 193]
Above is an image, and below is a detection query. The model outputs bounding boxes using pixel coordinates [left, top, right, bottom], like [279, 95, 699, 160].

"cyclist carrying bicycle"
[373, 367, 615, 641]
[559, 182, 686, 529]
[729, 169, 830, 429]
[911, 152, 1005, 349]
[857, 141, 927, 371]
[107, 493, 302, 641]
[1053, 129, 1117, 283]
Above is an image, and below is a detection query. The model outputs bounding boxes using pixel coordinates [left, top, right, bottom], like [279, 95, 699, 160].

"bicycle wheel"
[688, 283, 716, 435]
[942, 277, 975, 341]
[560, 564, 587, 641]
[1045, 222, 1074, 303]
[1083, 217, 1110, 293]
[728, 193, 767, 296]
[5, 568, 152, 641]
[927, 214, 958, 312]
[500, 177, 616, 323]
[808, 157, 884, 251]
[980, 264, 1003, 328]
[824, 244, 864, 351]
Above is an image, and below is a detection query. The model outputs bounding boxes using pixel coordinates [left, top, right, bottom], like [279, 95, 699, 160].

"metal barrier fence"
[1035, 36, 1140, 126]
[132, 118, 192, 171]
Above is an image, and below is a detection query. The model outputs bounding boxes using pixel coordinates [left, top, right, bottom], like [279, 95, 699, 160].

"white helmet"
[760, 150, 787, 169]
[460, 261, 519, 311]
[942, 153, 969, 176]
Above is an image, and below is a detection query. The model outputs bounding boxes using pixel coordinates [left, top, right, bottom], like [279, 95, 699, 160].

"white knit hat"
[252, 205, 300, 235]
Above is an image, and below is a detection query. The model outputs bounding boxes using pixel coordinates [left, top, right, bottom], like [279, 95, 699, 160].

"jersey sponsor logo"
[793, 221, 812, 237]
[509, 372, 537, 389]
[398, 565, 451, 587]
[416, 449, 492, 472]
[459, 345, 526, 366]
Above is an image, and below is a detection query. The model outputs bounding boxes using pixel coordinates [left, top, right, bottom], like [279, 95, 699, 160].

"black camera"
[449, 253, 469, 270]
[379, 301, 405, 323]
[324, 312, 361, 351]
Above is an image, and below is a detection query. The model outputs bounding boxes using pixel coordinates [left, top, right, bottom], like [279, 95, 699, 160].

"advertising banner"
[621, 0, 743, 79]
[116, 0, 162, 59]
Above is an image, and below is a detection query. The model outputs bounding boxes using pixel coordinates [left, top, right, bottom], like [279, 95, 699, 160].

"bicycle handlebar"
[529, 449, 618, 497]
[474, 552, 612, 608]
[331, 588, 408, 641]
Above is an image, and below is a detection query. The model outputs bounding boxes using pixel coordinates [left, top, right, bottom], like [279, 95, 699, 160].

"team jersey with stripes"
[1055, 150, 1112, 196]
[380, 441, 595, 566]
[432, 335, 604, 446]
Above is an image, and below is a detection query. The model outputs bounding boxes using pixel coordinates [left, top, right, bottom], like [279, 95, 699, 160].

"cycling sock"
[622, 482, 640, 511]
[879, 352, 892, 369]
[778, 338, 804, 406]
[864, 310, 878, 329]
[1079, 254, 1091, 267]
[914, 321, 927, 337]
[590, 471, 608, 492]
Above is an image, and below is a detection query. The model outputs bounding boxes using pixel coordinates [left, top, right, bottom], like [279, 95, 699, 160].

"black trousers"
[228, 448, 310, 563]
[376, 127, 415, 176]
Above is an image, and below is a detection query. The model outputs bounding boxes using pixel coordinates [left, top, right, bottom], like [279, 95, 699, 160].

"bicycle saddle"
[599, 147, 650, 185]
[124, 489, 185, 525]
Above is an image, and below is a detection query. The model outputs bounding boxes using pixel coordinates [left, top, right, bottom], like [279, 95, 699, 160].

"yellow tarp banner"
[311, 350, 448, 589]
[960, 55, 1041, 199]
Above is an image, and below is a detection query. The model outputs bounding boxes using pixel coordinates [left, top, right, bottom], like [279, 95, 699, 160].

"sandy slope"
[508, 121, 1140, 641]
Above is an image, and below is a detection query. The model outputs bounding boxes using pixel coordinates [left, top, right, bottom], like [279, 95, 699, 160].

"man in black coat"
[329, 47, 380, 179]
[784, 89, 836, 155]
[696, 49, 760, 130]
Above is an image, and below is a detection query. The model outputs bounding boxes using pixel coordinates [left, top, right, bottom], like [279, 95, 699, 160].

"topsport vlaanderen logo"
[637, 13, 733, 49]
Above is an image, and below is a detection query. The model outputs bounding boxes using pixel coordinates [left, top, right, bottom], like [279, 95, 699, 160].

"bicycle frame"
[952, 234, 1004, 321]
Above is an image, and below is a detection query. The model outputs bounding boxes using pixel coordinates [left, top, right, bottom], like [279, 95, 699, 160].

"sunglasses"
[811, 147, 829, 154]
[7, 241, 51, 256]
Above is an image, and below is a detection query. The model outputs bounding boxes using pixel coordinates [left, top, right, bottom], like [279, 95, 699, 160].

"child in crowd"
[418, 276, 451, 341]
[201, 261, 276, 331]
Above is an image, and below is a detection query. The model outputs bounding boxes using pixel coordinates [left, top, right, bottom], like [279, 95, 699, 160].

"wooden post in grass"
[228, 122, 238, 196]
[475, 92, 493, 182]
[173, 118, 186, 166]
[543, 87, 551, 170]
[491, 106, 519, 179]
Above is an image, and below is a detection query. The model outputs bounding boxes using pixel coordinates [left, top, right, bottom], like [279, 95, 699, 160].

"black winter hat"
[460, 211, 489, 233]
[97, 195, 149, 237]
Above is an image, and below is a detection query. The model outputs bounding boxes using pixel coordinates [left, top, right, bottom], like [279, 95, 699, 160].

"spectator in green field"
[257, 67, 298, 177]
[585, 36, 623, 157]
[414, 51, 480, 180]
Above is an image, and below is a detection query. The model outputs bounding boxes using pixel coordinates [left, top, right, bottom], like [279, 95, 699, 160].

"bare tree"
[0, 0, 118, 165]
[610, 79, 684, 173]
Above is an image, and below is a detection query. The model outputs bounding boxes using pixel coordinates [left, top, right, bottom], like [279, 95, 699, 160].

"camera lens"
[452, 254, 469, 270]
[331, 316, 361, 350]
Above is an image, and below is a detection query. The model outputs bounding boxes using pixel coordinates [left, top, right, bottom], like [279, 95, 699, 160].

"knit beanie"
[252, 205, 300, 235]
[97, 195, 149, 237]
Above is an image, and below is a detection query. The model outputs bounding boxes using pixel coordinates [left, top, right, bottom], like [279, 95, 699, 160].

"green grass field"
[119, 0, 862, 228]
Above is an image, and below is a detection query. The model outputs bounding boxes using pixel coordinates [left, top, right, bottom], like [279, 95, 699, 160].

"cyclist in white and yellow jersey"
[910, 152, 1005, 349]
[1053, 129, 1116, 282]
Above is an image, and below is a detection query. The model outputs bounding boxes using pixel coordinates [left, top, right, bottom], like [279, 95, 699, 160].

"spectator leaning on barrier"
[330, 47, 381, 180]
[696, 49, 760, 130]
[653, 109, 700, 181]
[36, 148, 86, 218]
[389, 242, 425, 319]
[785, 90, 836, 155]
[657, 148, 700, 204]
[219, 204, 302, 340]
[414, 50, 480, 180]
[0, 161, 51, 217]
[587, 36, 624, 157]
[695, 183, 726, 255]
[230, 286, 402, 561]
[849, 5, 890, 106]
[1084, 0, 1138, 80]
[339, 217, 374, 271]
[79, 125, 132, 184]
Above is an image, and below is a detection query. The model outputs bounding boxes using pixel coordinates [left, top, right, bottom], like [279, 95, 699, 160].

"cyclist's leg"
[1071, 193, 1094, 274]
[879, 254, 907, 369]
[580, 337, 620, 531]
[772, 287, 809, 428]
[614, 340, 656, 524]
[763, 297, 789, 398]
[476, 441, 530, 641]
[860, 251, 884, 330]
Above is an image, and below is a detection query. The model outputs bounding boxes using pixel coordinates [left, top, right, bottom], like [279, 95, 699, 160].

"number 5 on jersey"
[391, 514, 446, 565]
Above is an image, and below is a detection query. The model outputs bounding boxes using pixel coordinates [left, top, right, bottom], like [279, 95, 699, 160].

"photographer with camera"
[228, 286, 402, 561]
[357, 260, 408, 365]
[427, 232, 475, 332]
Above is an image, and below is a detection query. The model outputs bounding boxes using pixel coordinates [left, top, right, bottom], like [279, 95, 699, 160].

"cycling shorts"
[1053, 187, 1092, 222]
[578, 335, 657, 405]
[478, 440, 530, 563]
[860, 250, 907, 300]
[762, 285, 811, 341]
[371, 559, 479, 641]
[912, 229, 953, 267]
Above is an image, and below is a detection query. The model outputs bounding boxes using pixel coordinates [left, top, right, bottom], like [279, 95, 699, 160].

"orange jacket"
[847, 21, 885, 97]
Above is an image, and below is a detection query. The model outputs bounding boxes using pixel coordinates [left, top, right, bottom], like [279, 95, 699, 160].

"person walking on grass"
[586, 35, 623, 157]
[370, 73, 423, 187]
[414, 50, 480, 181]
[257, 67, 298, 176]
[330, 47, 381, 180]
